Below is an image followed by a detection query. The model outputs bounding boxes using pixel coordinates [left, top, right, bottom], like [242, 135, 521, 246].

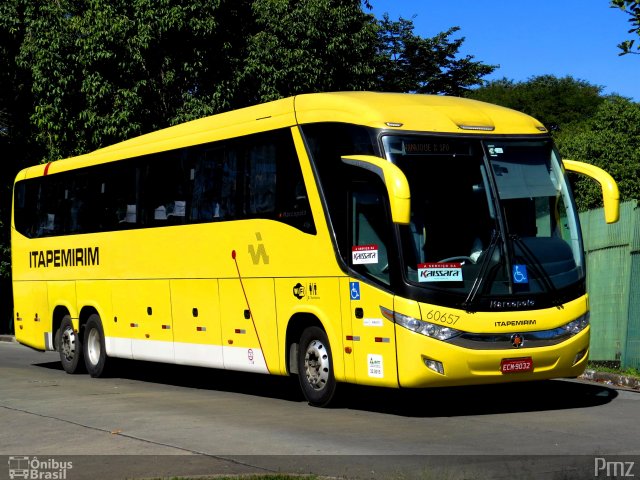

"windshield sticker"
[487, 145, 504, 157]
[512, 264, 529, 284]
[418, 263, 463, 282]
[352, 245, 378, 265]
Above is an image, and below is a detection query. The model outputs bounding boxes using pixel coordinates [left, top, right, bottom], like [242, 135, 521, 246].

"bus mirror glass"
[563, 159, 620, 224]
[341, 155, 411, 225]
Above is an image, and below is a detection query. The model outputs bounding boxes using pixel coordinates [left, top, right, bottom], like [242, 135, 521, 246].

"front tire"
[298, 326, 337, 407]
[58, 315, 83, 374]
[84, 314, 109, 377]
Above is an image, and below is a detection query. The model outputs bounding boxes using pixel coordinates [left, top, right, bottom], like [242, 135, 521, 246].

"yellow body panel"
[12, 92, 596, 391]
[13, 281, 50, 351]
[343, 281, 398, 387]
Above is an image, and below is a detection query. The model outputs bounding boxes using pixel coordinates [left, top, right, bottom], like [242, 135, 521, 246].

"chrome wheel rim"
[303, 339, 330, 391]
[60, 327, 76, 361]
[87, 328, 101, 366]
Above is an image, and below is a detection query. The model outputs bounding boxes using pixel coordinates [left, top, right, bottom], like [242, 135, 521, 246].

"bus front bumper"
[396, 326, 590, 388]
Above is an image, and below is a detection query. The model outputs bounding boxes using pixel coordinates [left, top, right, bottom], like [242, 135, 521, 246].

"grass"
[587, 360, 640, 378]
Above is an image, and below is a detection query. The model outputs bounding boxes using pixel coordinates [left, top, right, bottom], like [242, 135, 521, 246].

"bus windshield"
[382, 135, 584, 304]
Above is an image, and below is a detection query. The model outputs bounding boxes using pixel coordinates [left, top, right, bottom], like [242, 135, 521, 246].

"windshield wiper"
[463, 229, 501, 312]
[509, 234, 559, 305]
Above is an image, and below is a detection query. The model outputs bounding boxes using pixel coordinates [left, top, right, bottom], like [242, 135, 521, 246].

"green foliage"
[612, 0, 640, 55]
[375, 14, 496, 95]
[555, 96, 640, 210]
[18, 0, 252, 160]
[242, 0, 378, 102]
[467, 75, 604, 129]
[7, 0, 496, 163]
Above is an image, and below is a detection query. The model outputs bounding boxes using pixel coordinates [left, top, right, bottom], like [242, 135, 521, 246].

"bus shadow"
[35, 359, 619, 416]
[336, 379, 620, 417]
[35, 359, 305, 403]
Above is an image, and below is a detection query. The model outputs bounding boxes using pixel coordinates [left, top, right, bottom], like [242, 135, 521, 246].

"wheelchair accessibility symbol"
[350, 281, 361, 300]
[512, 264, 529, 284]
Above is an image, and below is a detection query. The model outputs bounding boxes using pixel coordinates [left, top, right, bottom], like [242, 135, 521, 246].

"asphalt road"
[1, 340, 639, 480]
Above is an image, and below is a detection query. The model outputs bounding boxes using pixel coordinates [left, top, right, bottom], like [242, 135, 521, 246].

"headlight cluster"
[561, 312, 590, 334]
[380, 306, 462, 341]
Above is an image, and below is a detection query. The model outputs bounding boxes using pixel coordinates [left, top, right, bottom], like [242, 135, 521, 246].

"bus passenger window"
[247, 143, 277, 216]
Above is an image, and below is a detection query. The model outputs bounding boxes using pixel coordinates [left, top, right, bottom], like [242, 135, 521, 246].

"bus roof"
[19, 92, 547, 179]
[294, 92, 547, 135]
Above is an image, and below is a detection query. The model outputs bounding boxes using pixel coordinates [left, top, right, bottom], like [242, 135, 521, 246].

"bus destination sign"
[402, 140, 470, 156]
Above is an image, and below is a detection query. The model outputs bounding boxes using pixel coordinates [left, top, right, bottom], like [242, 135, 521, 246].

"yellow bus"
[11, 92, 619, 406]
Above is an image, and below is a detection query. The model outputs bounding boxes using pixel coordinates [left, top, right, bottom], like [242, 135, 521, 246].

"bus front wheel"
[298, 326, 336, 407]
[58, 315, 83, 374]
[83, 314, 109, 377]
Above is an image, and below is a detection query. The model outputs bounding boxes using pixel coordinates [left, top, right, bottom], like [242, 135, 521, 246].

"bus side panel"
[347, 281, 399, 387]
[48, 280, 77, 349]
[339, 278, 356, 383]
[111, 280, 174, 363]
[274, 277, 345, 381]
[76, 279, 116, 352]
[219, 279, 275, 374]
[13, 281, 50, 351]
[171, 279, 224, 369]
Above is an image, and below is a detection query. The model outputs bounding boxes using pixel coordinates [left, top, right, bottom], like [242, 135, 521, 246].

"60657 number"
[425, 309, 459, 326]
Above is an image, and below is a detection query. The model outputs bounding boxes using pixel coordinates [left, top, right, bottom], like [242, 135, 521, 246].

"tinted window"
[14, 129, 315, 237]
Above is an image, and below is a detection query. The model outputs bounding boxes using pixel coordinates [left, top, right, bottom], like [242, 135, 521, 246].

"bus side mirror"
[341, 155, 411, 225]
[563, 159, 620, 224]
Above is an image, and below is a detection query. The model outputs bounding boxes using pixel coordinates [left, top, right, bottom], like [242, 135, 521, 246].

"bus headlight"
[561, 312, 590, 334]
[381, 306, 462, 341]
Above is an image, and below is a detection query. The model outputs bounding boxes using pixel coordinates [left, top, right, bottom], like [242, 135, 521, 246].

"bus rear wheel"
[298, 326, 336, 407]
[58, 315, 83, 374]
[83, 314, 109, 377]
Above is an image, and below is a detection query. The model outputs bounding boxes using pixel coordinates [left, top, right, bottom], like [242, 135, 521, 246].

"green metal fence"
[580, 200, 640, 368]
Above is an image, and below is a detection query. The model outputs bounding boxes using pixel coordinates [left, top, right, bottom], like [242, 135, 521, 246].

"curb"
[580, 368, 640, 391]
[0, 334, 16, 343]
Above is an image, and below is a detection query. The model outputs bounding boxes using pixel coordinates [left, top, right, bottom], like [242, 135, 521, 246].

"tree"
[612, 0, 640, 55]
[18, 0, 254, 161]
[14, 0, 496, 163]
[240, 0, 379, 103]
[555, 96, 640, 211]
[374, 14, 496, 95]
[467, 75, 605, 130]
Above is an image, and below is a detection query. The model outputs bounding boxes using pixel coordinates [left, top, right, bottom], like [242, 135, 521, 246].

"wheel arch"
[79, 305, 100, 332]
[285, 313, 323, 375]
[52, 306, 71, 350]
[285, 310, 344, 379]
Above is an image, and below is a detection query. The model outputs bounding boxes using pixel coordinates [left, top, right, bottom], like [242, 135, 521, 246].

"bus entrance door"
[347, 280, 398, 387]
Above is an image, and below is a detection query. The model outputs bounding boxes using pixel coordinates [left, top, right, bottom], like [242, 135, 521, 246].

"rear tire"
[298, 326, 336, 407]
[58, 315, 83, 374]
[84, 314, 109, 377]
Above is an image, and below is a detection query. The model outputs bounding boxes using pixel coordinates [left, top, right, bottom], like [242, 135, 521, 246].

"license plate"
[501, 357, 533, 374]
